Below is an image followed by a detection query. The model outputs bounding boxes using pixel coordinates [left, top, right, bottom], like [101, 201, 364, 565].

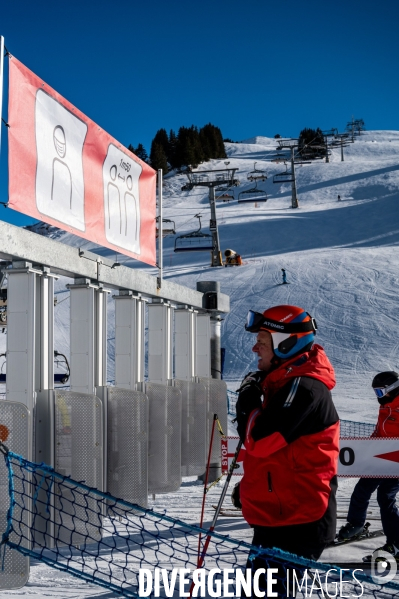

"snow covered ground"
[1, 130, 399, 597]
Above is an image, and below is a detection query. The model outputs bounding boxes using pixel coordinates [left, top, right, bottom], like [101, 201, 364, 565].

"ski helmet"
[245, 304, 317, 359]
[372, 371, 399, 405]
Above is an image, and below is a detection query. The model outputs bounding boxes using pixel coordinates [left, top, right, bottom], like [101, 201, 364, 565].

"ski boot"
[363, 543, 399, 564]
[338, 521, 365, 541]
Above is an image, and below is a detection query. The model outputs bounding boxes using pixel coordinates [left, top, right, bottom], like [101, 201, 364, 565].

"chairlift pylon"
[174, 214, 214, 253]
[238, 182, 267, 203]
[247, 162, 267, 182]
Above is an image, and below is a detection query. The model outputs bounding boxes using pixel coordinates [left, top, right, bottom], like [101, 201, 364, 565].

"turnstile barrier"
[54, 390, 103, 545]
[0, 400, 31, 589]
[107, 386, 148, 508]
[146, 383, 182, 494]
[174, 379, 207, 476]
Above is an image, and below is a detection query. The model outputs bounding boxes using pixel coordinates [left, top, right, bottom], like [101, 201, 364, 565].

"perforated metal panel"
[107, 387, 148, 508]
[174, 379, 207, 476]
[198, 378, 228, 464]
[146, 383, 182, 494]
[0, 400, 30, 589]
[55, 390, 103, 544]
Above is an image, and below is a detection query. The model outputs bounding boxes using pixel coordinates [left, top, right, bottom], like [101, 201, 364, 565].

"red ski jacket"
[239, 344, 339, 529]
[372, 395, 399, 438]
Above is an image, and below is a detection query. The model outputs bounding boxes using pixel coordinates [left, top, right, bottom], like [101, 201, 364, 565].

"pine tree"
[134, 143, 148, 163]
[128, 143, 148, 163]
[150, 142, 169, 173]
[168, 130, 178, 169]
[298, 127, 326, 159]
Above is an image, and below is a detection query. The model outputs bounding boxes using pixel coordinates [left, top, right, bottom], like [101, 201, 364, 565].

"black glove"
[231, 482, 242, 509]
[237, 371, 266, 394]
[235, 371, 266, 442]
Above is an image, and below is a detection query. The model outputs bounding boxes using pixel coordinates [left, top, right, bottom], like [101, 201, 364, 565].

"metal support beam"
[6, 267, 36, 410]
[68, 281, 108, 394]
[210, 315, 222, 380]
[0, 221, 230, 312]
[174, 307, 196, 381]
[157, 169, 163, 289]
[147, 301, 173, 383]
[36, 272, 55, 391]
[0, 35, 4, 153]
[209, 187, 223, 267]
[114, 292, 146, 389]
[290, 147, 299, 209]
[195, 313, 211, 378]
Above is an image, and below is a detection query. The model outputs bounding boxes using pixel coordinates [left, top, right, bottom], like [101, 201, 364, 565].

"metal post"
[157, 169, 163, 289]
[6, 263, 37, 412]
[36, 271, 54, 391]
[209, 186, 223, 267]
[325, 136, 329, 163]
[69, 282, 95, 393]
[290, 147, 298, 209]
[174, 307, 196, 380]
[210, 315, 222, 379]
[195, 314, 211, 378]
[114, 292, 145, 389]
[0, 36, 4, 153]
[95, 288, 107, 389]
[341, 138, 344, 162]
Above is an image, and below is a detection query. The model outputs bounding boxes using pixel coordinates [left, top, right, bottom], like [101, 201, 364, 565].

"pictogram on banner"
[8, 56, 156, 266]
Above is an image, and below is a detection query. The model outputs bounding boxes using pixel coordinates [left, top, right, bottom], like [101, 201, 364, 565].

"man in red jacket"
[339, 371, 399, 561]
[235, 304, 339, 595]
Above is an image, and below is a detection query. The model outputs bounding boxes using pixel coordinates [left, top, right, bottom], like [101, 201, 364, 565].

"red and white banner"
[222, 436, 399, 477]
[338, 438, 399, 477]
[8, 57, 156, 266]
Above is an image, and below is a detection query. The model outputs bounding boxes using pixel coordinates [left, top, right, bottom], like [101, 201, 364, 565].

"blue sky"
[1, 0, 398, 226]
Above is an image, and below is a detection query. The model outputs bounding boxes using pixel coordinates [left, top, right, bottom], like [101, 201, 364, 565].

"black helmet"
[372, 371, 399, 405]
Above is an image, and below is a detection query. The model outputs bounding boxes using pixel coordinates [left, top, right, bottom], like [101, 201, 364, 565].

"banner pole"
[157, 169, 163, 289]
[0, 36, 4, 154]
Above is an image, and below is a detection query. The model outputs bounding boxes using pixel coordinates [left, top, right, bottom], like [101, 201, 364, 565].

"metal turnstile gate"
[107, 386, 148, 507]
[0, 400, 31, 589]
[146, 383, 182, 494]
[54, 390, 103, 545]
[174, 379, 207, 476]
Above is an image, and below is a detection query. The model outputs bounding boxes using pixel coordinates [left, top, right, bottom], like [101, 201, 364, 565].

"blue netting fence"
[1, 445, 399, 598]
[340, 419, 376, 437]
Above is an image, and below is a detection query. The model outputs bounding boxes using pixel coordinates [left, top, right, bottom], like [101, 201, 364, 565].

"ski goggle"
[245, 310, 317, 334]
[373, 379, 399, 399]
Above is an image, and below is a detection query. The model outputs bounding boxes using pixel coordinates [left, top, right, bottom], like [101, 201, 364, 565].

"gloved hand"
[231, 482, 242, 509]
[237, 371, 266, 394]
[235, 371, 266, 442]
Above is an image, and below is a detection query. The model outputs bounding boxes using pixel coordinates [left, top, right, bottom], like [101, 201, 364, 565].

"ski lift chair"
[247, 161, 268, 182]
[273, 164, 294, 184]
[174, 214, 214, 252]
[0, 351, 70, 384]
[238, 182, 267, 203]
[0, 353, 5, 383]
[156, 218, 176, 238]
[54, 350, 71, 385]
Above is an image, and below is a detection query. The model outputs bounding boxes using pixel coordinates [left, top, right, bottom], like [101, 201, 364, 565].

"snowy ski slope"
[1, 130, 399, 597]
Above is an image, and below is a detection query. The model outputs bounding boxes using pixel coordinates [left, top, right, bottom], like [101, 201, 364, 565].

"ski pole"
[197, 413, 218, 565]
[190, 439, 243, 596]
